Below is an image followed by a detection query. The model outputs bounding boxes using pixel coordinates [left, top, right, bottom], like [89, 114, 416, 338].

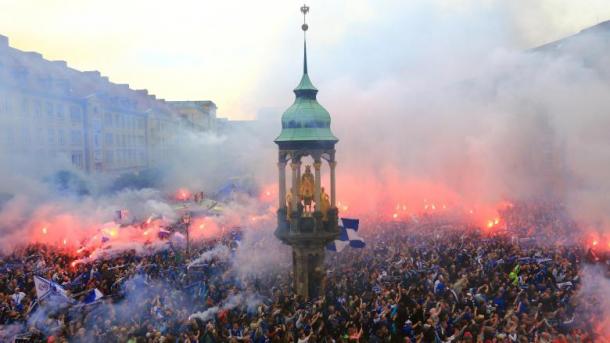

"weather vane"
[301, 4, 309, 32]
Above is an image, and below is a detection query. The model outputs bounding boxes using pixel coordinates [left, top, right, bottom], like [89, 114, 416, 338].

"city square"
[1, 2, 610, 342]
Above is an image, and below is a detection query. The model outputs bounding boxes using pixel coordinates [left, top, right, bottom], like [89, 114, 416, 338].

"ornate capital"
[329, 161, 337, 168]
[313, 162, 322, 170]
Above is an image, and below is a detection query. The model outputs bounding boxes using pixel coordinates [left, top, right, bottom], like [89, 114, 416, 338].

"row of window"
[103, 112, 146, 130]
[0, 97, 185, 135]
[103, 133, 146, 147]
[0, 96, 84, 123]
[103, 149, 146, 166]
[2, 127, 82, 146]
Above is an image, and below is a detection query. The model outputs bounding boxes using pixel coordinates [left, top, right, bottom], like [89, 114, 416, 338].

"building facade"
[0, 34, 217, 174]
[168, 101, 217, 132]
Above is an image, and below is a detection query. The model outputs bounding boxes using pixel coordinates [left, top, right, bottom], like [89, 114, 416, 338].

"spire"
[295, 3, 317, 98]
[303, 40, 308, 75]
[275, 3, 338, 144]
[301, 4, 309, 75]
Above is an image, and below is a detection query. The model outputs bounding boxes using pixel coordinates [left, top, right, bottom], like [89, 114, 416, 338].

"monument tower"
[274, 4, 340, 299]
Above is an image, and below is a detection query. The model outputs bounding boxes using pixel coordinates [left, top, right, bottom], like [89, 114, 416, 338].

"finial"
[301, 4, 309, 31]
[300, 4, 310, 74]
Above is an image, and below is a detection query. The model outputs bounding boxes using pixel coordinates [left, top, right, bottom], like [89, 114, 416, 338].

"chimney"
[85, 70, 101, 78]
[53, 60, 67, 68]
[26, 51, 43, 59]
[0, 35, 8, 47]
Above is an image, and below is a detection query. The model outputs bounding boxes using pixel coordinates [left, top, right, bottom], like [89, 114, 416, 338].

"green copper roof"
[294, 73, 317, 92]
[275, 41, 338, 143]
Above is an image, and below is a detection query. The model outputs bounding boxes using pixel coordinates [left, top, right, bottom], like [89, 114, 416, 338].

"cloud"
[2, 1, 610, 118]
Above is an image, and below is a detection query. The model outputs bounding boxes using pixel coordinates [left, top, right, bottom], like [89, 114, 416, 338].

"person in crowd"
[0, 200, 607, 342]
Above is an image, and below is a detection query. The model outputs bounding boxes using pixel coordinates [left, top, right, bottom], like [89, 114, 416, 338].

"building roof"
[275, 39, 338, 144]
[0, 34, 179, 117]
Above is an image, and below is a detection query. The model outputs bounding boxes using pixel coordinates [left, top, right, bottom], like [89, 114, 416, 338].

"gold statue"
[286, 191, 293, 220]
[299, 165, 315, 213]
[320, 187, 330, 221]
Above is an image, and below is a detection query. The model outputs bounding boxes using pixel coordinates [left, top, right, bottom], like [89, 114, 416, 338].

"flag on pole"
[33, 275, 70, 301]
[327, 218, 365, 252]
[158, 228, 171, 239]
[83, 288, 104, 304]
[116, 209, 129, 221]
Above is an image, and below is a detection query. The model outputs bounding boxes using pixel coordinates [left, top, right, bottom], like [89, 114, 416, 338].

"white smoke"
[187, 245, 231, 268]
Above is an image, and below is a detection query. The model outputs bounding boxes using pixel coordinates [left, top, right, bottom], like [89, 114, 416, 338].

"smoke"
[1, 0, 610, 261]
[575, 265, 610, 339]
[156, 126, 275, 193]
[0, 324, 24, 342]
[251, 22, 610, 237]
[188, 245, 231, 268]
[232, 219, 291, 278]
[189, 291, 264, 323]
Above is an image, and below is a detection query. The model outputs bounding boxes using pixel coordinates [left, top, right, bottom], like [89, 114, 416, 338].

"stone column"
[290, 161, 299, 212]
[330, 160, 337, 207]
[278, 160, 286, 209]
[293, 247, 309, 298]
[314, 160, 322, 210]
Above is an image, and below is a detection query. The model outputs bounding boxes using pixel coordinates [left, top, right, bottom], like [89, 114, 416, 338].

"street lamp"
[182, 212, 192, 258]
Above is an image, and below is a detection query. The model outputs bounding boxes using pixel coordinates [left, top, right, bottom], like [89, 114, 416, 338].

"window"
[58, 129, 65, 146]
[21, 98, 29, 115]
[104, 113, 113, 127]
[47, 128, 55, 144]
[3, 97, 11, 114]
[94, 150, 102, 162]
[93, 133, 101, 148]
[56, 104, 64, 121]
[70, 106, 82, 123]
[71, 152, 82, 168]
[70, 130, 81, 145]
[34, 100, 42, 118]
[21, 127, 30, 145]
[105, 133, 113, 145]
[4, 127, 13, 145]
[104, 151, 114, 164]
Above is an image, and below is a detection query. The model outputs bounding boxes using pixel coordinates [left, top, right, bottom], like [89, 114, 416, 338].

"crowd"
[0, 206, 608, 342]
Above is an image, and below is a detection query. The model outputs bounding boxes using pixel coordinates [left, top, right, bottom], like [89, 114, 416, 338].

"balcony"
[275, 207, 340, 247]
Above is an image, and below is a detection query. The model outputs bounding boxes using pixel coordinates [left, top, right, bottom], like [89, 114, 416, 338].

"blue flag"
[327, 218, 365, 252]
[83, 288, 104, 304]
[33, 276, 70, 301]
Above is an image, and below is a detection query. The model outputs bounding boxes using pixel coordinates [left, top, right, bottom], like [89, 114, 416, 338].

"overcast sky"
[1, 0, 609, 119]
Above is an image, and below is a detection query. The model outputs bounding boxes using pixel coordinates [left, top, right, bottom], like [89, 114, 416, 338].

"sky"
[1, 0, 610, 119]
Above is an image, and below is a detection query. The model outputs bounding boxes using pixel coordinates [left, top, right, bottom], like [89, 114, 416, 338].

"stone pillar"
[278, 160, 287, 209]
[293, 247, 309, 298]
[290, 161, 299, 213]
[314, 160, 322, 210]
[292, 246, 326, 299]
[330, 160, 337, 207]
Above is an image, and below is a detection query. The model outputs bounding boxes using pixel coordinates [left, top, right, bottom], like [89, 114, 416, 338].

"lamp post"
[182, 211, 191, 259]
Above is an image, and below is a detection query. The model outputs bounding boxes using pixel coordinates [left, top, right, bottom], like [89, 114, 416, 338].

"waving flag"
[327, 218, 365, 252]
[83, 288, 104, 304]
[34, 276, 70, 301]
[158, 228, 171, 239]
